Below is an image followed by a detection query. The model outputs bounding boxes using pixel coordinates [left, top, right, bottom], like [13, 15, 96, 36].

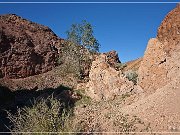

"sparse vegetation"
[58, 41, 82, 78]
[7, 96, 73, 134]
[124, 70, 138, 84]
[74, 89, 92, 106]
[6, 90, 151, 134]
[57, 20, 101, 79]
[115, 63, 127, 71]
[1, 6, 178, 133]
[58, 40, 92, 79]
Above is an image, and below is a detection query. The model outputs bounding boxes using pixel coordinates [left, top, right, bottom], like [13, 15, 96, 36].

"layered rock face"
[86, 52, 134, 101]
[138, 4, 180, 93]
[0, 14, 62, 79]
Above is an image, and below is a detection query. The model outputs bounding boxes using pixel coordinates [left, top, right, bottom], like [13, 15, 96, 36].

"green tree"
[67, 20, 100, 53]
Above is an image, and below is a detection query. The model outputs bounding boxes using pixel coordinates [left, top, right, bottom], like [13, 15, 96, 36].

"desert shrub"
[58, 41, 92, 79]
[58, 41, 81, 78]
[7, 96, 72, 134]
[115, 63, 127, 71]
[124, 70, 138, 84]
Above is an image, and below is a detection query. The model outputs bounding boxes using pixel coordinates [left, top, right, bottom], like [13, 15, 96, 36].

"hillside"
[0, 14, 63, 79]
[0, 4, 180, 134]
[121, 4, 180, 131]
[123, 57, 143, 72]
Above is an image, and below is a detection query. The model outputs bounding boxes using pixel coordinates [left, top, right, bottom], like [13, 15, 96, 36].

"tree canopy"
[67, 20, 100, 53]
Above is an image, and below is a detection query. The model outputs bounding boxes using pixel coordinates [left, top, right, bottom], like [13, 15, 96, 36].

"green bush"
[7, 96, 72, 134]
[58, 41, 81, 78]
[67, 20, 100, 53]
[58, 41, 92, 79]
[115, 63, 127, 71]
[124, 70, 138, 84]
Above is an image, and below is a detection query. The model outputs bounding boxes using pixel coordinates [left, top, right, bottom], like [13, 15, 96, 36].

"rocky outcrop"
[86, 52, 134, 101]
[0, 14, 62, 79]
[103, 50, 121, 69]
[138, 4, 180, 94]
[157, 4, 180, 51]
[138, 39, 169, 93]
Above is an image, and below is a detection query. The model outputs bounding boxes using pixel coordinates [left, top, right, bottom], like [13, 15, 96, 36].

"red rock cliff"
[0, 14, 62, 79]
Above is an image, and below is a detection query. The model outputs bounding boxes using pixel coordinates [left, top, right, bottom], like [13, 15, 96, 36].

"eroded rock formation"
[0, 14, 62, 79]
[138, 4, 180, 94]
[86, 52, 134, 101]
[103, 50, 121, 69]
[157, 4, 180, 49]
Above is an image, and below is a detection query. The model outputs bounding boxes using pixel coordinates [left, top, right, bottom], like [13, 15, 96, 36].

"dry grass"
[7, 96, 73, 134]
[6, 90, 151, 134]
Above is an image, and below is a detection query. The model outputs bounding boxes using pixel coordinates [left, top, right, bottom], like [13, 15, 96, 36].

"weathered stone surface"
[157, 4, 180, 53]
[138, 38, 169, 93]
[0, 14, 62, 79]
[86, 52, 134, 101]
[103, 50, 121, 69]
[138, 5, 180, 94]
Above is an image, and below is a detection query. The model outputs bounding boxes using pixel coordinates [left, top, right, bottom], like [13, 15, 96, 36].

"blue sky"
[0, 2, 178, 62]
